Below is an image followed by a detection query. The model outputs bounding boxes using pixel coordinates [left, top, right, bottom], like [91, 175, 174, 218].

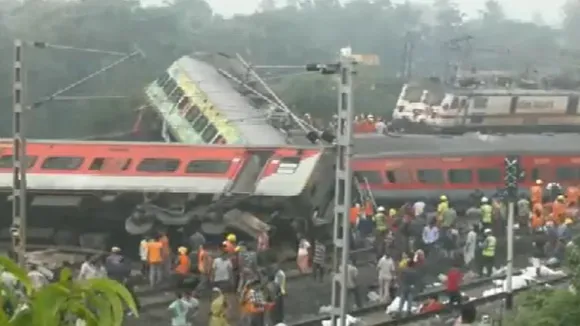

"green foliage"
[504, 242, 580, 326]
[0, 256, 137, 326]
[0, 0, 576, 136]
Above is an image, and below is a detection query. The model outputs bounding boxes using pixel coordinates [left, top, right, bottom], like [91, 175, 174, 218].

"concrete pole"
[330, 52, 356, 326]
[506, 201, 514, 309]
[12, 39, 27, 267]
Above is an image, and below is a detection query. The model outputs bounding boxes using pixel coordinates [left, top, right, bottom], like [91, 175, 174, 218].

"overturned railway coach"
[0, 140, 335, 247]
[351, 133, 580, 208]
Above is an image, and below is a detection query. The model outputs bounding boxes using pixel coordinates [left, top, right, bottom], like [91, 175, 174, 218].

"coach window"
[41, 156, 84, 170]
[137, 158, 180, 172]
[156, 72, 171, 88]
[556, 166, 578, 181]
[530, 168, 547, 182]
[193, 114, 209, 133]
[0, 155, 37, 169]
[355, 171, 382, 184]
[177, 97, 190, 112]
[448, 169, 472, 184]
[385, 169, 412, 183]
[89, 158, 132, 171]
[201, 124, 219, 143]
[185, 104, 201, 123]
[186, 160, 231, 174]
[477, 168, 501, 183]
[162, 79, 177, 96]
[169, 87, 184, 103]
[417, 169, 444, 184]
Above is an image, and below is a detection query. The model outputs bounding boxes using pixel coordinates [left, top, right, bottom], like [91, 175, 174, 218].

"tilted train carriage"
[0, 140, 335, 248]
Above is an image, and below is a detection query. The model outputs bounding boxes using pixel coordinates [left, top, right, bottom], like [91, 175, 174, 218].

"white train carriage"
[425, 89, 580, 133]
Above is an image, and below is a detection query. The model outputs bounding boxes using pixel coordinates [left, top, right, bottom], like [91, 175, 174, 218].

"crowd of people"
[2, 175, 576, 326]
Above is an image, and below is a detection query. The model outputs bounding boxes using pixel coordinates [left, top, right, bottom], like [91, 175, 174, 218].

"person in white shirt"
[377, 253, 396, 302]
[211, 252, 233, 292]
[78, 255, 107, 280]
[413, 201, 426, 217]
[464, 225, 478, 270]
[27, 265, 48, 289]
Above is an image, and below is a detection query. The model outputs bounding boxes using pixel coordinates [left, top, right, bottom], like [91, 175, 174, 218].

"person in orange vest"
[531, 202, 544, 230]
[349, 203, 361, 226]
[240, 279, 265, 326]
[147, 236, 164, 287]
[159, 231, 171, 277]
[174, 246, 191, 289]
[567, 185, 579, 207]
[197, 244, 213, 295]
[552, 195, 567, 224]
[531, 180, 543, 206]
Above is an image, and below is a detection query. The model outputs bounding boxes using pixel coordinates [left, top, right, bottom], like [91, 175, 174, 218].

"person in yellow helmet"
[437, 195, 449, 223]
[223, 234, 237, 254]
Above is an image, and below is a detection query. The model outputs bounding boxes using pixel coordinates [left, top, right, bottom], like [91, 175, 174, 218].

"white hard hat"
[481, 197, 488, 203]
[377, 206, 385, 212]
[484, 228, 492, 234]
[536, 179, 543, 185]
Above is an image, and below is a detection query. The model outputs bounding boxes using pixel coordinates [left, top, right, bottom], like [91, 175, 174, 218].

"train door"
[566, 95, 579, 115]
[228, 150, 275, 194]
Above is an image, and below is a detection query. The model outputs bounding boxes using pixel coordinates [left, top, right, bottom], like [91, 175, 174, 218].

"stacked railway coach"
[0, 140, 335, 248]
[143, 53, 291, 145]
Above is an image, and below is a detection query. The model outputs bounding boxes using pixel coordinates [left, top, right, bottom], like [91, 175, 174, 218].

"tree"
[0, 256, 137, 326]
[505, 239, 580, 326]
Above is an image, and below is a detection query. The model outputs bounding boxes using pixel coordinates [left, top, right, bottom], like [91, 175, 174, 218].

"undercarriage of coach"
[0, 189, 327, 257]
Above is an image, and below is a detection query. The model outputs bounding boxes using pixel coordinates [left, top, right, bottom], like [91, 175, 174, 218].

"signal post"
[504, 154, 522, 310]
[306, 50, 357, 326]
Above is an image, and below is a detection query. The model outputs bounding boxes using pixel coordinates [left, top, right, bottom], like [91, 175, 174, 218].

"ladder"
[353, 175, 377, 211]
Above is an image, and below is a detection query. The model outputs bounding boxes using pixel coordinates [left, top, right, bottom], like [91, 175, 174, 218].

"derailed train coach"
[0, 140, 335, 248]
[351, 133, 580, 210]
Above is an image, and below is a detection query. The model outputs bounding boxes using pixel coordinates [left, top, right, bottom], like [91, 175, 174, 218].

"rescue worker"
[437, 195, 449, 224]
[197, 244, 212, 294]
[159, 231, 171, 277]
[531, 179, 543, 206]
[552, 195, 567, 224]
[557, 218, 573, 243]
[147, 237, 164, 287]
[241, 279, 266, 326]
[480, 197, 493, 231]
[349, 203, 361, 226]
[567, 185, 579, 207]
[373, 206, 388, 257]
[516, 195, 530, 230]
[174, 246, 191, 289]
[464, 224, 478, 271]
[531, 201, 545, 231]
[209, 287, 229, 326]
[223, 234, 238, 254]
[480, 229, 496, 277]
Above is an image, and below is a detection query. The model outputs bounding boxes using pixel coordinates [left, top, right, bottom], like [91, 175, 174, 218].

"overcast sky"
[205, 0, 567, 26]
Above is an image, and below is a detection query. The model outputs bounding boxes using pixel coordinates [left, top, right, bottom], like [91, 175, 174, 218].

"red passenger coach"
[351, 133, 580, 206]
[0, 140, 330, 197]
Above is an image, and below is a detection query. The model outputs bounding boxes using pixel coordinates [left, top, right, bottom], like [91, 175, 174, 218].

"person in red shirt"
[446, 265, 463, 305]
[420, 294, 445, 313]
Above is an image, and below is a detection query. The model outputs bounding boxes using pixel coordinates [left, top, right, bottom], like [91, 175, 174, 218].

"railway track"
[289, 265, 568, 326]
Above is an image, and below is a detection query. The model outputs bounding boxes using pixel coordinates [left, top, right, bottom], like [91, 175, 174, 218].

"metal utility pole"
[401, 31, 415, 81]
[12, 40, 27, 267]
[10, 39, 143, 266]
[306, 49, 356, 326]
[504, 155, 522, 310]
